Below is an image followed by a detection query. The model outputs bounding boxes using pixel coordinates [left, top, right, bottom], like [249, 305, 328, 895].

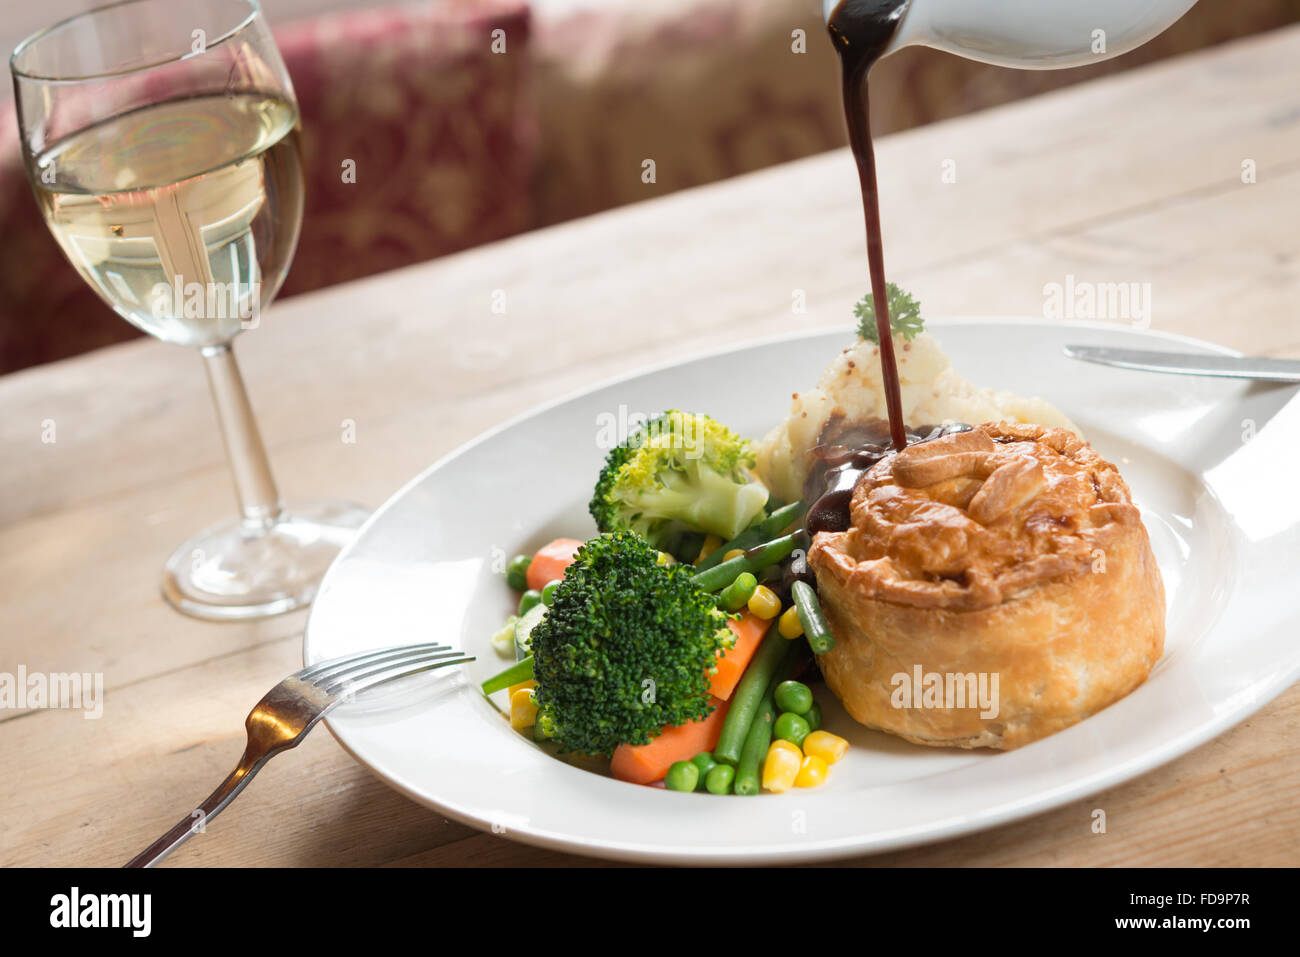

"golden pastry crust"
[809, 422, 1165, 750]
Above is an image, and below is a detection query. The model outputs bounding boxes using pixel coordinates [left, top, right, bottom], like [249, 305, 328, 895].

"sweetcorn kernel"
[510, 688, 538, 730]
[768, 738, 802, 759]
[794, 754, 829, 788]
[694, 535, 724, 564]
[747, 585, 781, 620]
[803, 730, 849, 765]
[762, 744, 801, 793]
[778, 605, 804, 639]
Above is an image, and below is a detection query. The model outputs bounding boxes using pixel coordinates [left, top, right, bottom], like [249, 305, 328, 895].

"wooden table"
[3, 26, 1299, 868]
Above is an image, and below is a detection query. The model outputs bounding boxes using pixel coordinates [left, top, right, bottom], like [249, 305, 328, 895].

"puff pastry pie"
[809, 422, 1165, 750]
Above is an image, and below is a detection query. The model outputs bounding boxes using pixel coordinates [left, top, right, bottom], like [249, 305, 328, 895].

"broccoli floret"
[588, 410, 769, 550]
[588, 413, 659, 535]
[529, 531, 733, 756]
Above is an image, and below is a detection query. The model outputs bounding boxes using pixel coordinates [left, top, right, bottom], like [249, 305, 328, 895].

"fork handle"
[125, 747, 268, 868]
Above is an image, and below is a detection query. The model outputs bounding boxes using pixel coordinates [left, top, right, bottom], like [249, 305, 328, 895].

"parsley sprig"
[854, 282, 925, 344]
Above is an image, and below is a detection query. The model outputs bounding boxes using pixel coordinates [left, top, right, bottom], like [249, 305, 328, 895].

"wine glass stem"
[200, 342, 283, 531]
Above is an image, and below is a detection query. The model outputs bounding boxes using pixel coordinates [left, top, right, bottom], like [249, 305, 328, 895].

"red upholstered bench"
[0, 0, 534, 374]
[275, 0, 534, 298]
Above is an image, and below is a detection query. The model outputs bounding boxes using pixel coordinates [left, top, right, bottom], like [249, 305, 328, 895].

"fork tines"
[301, 643, 475, 698]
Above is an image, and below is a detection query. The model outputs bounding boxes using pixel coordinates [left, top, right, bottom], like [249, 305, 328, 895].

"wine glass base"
[161, 501, 369, 621]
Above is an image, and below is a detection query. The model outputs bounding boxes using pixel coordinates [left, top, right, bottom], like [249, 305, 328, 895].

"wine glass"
[10, 0, 369, 620]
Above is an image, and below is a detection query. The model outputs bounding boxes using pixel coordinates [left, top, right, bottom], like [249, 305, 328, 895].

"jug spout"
[824, 0, 1199, 70]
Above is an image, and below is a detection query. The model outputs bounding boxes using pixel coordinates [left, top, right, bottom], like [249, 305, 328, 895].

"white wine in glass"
[34, 92, 302, 347]
[11, 0, 368, 620]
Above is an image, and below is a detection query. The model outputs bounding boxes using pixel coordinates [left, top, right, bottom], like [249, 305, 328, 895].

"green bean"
[712, 621, 786, 765]
[696, 528, 763, 570]
[792, 580, 835, 654]
[481, 655, 534, 695]
[758, 501, 807, 538]
[691, 533, 800, 594]
[732, 699, 774, 796]
[694, 502, 806, 571]
[505, 554, 531, 590]
[733, 647, 796, 796]
[718, 572, 758, 612]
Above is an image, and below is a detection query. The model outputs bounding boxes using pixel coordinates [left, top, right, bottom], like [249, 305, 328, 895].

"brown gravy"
[801, 3, 972, 544]
[806, 422, 972, 537]
[828, 0, 912, 452]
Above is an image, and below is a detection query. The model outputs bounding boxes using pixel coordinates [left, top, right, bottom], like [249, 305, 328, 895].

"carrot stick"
[708, 613, 770, 701]
[525, 538, 583, 591]
[610, 697, 731, 785]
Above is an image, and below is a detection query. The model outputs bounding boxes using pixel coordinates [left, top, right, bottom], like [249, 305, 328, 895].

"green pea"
[705, 763, 735, 795]
[517, 589, 542, 615]
[691, 752, 718, 789]
[541, 580, 562, 606]
[505, 554, 532, 590]
[805, 701, 823, 732]
[773, 712, 811, 748]
[773, 680, 813, 715]
[665, 760, 700, 792]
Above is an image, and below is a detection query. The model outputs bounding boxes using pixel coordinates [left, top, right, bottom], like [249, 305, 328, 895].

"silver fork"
[125, 642, 474, 868]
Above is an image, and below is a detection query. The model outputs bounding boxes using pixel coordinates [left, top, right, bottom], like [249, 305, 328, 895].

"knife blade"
[1063, 345, 1300, 383]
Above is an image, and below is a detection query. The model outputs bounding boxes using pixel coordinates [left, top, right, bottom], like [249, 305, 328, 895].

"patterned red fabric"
[0, 0, 534, 374]
[276, 0, 535, 297]
[0, 100, 116, 374]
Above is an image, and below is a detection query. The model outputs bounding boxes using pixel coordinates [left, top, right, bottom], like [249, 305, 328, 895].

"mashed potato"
[754, 331, 1078, 503]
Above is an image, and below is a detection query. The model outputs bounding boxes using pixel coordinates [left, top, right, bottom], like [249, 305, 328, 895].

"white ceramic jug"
[823, 0, 1200, 69]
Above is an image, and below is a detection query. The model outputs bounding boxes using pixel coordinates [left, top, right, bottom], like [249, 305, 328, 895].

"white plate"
[303, 319, 1300, 864]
